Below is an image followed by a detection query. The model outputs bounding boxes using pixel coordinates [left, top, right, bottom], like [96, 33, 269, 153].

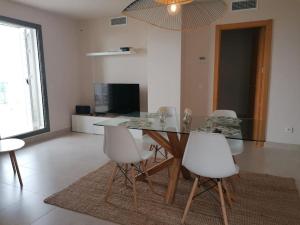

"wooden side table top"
[0, 139, 25, 153]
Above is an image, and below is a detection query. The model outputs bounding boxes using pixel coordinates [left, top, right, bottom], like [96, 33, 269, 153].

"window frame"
[0, 15, 50, 139]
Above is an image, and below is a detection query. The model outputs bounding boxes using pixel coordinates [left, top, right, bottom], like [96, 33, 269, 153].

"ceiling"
[10, 0, 135, 19]
[11, 0, 300, 20]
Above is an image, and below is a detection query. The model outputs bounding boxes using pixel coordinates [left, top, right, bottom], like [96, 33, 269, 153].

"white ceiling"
[11, 0, 300, 20]
[10, 0, 135, 19]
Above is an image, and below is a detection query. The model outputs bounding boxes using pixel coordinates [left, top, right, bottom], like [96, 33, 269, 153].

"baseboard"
[265, 141, 300, 151]
[24, 128, 71, 146]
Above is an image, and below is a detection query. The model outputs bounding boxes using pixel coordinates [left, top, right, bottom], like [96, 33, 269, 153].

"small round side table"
[0, 138, 25, 187]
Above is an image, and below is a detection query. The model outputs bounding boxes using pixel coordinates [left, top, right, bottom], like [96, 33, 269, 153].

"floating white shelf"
[86, 50, 136, 57]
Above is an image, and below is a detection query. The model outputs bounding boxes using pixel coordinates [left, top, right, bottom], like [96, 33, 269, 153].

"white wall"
[181, 26, 210, 116]
[147, 27, 182, 113]
[78, 17, 148, 111]
[0, 0, 81, 132]
[79, 17, 182, 114]
[181, 0, 300, 145]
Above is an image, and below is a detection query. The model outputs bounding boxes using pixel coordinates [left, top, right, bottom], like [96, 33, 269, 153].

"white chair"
[144, 106, 177, 161]
[181, 132, 239, 225]
[211, 110, 244, 157]
[183, 108, 192, 124]
[158, 106, 177, 117]
[145, 107, 192, 162]
[103, 126, 155, 209]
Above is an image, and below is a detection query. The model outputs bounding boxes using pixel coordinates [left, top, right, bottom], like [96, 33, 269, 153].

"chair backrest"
[182, 132, 237, 178]
[158, 106, 177, 117]
[211, 110, 237, 118]
[103, 126, 142, 164]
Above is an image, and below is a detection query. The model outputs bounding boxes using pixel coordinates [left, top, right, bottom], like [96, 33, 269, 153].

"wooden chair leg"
[131, 165, 138, 210]
[144, 159, 149, 168]
[11, 151, 23, 187]
[154, 147, 158, 162]
[228, 176, 235, 192]
[141, 161, 156, 194]
[149, 144, 154, 151]
[165, 149, 168, 159]
[153, 145, 170, 178]
[181, 177, 199, 224]
[105, 164, 118, 201]
[233, 156, 237, 163]
[222, 179, 233, 208]
[217, 180, 229, 225]
[124, 164, 129, 186]
[9, 152, 16, 174]
[232, 156, 241, 178]
[229, 177, 238, 201]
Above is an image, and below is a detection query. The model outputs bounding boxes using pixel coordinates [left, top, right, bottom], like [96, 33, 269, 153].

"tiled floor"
[0, 132, 299, 225]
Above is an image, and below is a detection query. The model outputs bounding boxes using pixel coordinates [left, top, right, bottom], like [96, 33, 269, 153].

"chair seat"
[135, 138, 151, 149]
[142, 135, 156, 145]
[227, 139, 244, 156]
[134, 138, 154, 161]
[142, 133, 168, 146]
[140, 149, 154, 161]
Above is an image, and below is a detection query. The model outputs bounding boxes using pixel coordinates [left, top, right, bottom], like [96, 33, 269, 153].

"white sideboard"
[71, 115, 142, 138]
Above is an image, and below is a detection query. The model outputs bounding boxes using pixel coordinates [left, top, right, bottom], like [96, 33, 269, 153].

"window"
[0, 16, 49, 139]
[0, 82, 8, 104]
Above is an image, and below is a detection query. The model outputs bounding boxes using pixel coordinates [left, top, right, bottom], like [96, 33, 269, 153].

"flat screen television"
[94, 83, 140, 114]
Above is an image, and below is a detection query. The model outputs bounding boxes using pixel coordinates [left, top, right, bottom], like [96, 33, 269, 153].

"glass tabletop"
[94, 112, 264, 141]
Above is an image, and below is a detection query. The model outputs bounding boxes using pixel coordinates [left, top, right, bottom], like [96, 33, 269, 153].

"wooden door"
[213, 20, 273, 143]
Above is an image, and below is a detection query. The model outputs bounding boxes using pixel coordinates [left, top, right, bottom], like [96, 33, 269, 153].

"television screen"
[94, 83, 140, 114]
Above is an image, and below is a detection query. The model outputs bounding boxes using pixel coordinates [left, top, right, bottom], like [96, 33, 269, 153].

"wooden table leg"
[165, 133, 190, 204]
[135, 157, 174, 181]
[165, 157, 182, 204]
[10, 151, 23, 187]
[143, 130, 190, 204]
[9, 152, 16, 174]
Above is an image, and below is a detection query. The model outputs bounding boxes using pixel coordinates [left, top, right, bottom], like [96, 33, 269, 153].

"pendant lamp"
[122, 0, 227, 31]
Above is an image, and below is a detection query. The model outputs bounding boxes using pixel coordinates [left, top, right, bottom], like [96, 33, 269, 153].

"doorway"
[213, 20, 273, 142]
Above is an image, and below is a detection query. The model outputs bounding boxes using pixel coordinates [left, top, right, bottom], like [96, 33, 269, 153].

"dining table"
[94, 112, 264, 204]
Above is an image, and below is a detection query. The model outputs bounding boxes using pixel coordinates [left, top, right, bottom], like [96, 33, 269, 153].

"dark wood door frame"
[213, 20, 273, 142]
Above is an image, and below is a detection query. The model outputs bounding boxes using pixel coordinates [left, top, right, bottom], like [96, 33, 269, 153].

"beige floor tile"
[0, 189, 54, 225]
[0, 165, 36, 186]
[31, 208, 116, 225]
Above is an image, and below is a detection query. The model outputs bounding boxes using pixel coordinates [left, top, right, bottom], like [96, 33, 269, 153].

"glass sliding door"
[0, 16, 49, 139]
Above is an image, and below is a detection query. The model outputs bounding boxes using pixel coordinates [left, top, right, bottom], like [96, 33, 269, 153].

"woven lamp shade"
[155, 0, 193, 4]
[122, 0, 227, 31]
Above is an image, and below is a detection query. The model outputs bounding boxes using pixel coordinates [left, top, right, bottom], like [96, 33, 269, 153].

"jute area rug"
[44, 162, 300, 225]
